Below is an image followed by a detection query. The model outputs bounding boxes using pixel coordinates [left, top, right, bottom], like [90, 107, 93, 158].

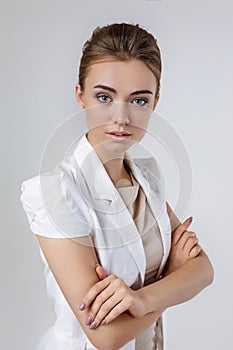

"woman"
[20, 23, 214, 350]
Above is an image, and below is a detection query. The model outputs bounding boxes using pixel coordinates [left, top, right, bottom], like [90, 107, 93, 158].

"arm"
[36, 234, 163, 350]
[139, 202, 214, 314]
[82, 203, 214, 327]
[140, 249, 213, 314]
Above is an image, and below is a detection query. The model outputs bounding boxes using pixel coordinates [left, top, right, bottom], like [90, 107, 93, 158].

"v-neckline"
[115, 160, 137, 189]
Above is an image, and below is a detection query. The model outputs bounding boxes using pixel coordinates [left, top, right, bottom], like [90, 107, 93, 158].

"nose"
[110, 102, 130, 125]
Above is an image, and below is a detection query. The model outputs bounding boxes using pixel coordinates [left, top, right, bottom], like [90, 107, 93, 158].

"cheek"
[129, 110, 151, 131]
[85, 106, 110, 130]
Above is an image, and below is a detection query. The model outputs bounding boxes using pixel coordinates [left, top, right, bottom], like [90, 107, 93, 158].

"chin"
[103, 139, 134, 154]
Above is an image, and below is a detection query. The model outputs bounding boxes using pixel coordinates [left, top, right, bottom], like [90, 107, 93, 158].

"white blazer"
[20, 134, 172, 350]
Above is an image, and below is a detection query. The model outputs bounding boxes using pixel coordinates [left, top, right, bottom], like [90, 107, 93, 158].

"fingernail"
[101, 319, 106, 326]
[187, 216, 193, 224]
[85, 315, 93, 325]
[79, 303, 86, 311]
[95, 263, 100, 268]
[89, 320, 97, 329]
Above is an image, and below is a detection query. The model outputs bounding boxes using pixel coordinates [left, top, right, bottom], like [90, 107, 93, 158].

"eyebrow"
[93, 84, 153, 96]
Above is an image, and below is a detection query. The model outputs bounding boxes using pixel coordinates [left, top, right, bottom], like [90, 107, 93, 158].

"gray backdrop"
[1, 0, 232, 349]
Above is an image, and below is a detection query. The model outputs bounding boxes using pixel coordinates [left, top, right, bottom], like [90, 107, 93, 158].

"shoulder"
[133, 156, 163, 177]
[20, 161, 69, 211]
[20, 153, 84, 205]
[132, 156, 165, 190]
[20, 155, 91, 238]
[128, 156, 168, 208]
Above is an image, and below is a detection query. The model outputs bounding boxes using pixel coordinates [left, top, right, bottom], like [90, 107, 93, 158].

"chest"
[87, 188, 171, 287]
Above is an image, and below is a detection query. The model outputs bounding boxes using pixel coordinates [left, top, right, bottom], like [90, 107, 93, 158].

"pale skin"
[79, 213, 211, 328]
[36, 58, 214, 350]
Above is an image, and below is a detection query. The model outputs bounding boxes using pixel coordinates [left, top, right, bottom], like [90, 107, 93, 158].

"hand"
[79, 265, 146, 329]
[163, 216, 202, 276]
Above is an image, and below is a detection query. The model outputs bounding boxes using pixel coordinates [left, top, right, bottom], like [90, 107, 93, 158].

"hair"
[78, 22, 162, 97]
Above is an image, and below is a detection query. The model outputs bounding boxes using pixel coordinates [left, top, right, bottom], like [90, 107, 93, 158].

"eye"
[132, 98, 148, 106]
[97, 94, 112, 103]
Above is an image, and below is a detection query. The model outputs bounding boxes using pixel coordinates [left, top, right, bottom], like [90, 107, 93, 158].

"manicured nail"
[79, 303, 86, 311]
[85, 315, 93, 325]
[101, 319, 106, 326]
[186, 216, 193, 224]
[89, 320, 97, 329]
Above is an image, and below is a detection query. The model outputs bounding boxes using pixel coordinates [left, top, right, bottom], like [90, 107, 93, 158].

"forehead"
[85, 58, 157, 92]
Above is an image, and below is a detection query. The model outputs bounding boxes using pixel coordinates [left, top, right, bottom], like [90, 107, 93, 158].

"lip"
[105, 130, 132, 142]
[106, 130, 132, 136]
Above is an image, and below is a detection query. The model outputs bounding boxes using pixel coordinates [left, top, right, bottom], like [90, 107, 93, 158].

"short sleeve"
[20, 170, 92, 239]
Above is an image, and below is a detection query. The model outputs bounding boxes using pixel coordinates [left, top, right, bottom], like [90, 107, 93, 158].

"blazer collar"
[73, 134, 166, 232]
[73, 134, 148, 202]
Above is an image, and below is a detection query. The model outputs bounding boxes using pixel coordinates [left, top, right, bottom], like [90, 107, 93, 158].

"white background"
[1, 0, 232, 349]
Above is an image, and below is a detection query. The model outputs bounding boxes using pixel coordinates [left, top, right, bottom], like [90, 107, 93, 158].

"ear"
[152, 93, 160, 110]
[75, 83, 85, 109]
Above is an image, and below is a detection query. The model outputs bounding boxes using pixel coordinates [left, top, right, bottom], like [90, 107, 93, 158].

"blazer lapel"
[125, 156, 171, 279]
[102, 178, 147, 286]
[74, 135, 147, 285]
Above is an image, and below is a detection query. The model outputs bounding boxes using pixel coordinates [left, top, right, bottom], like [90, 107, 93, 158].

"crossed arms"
[36, 202, 214, 350]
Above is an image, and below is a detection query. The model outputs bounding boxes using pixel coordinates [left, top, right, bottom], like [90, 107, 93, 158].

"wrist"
[135, 286, 159, 316]
[138, 283, 167, 315]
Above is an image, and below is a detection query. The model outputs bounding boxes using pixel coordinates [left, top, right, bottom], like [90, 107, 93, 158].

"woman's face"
[76, 58, 159, 154]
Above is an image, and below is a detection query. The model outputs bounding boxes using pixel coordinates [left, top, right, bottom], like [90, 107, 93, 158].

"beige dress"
[116, 169, 164, 350]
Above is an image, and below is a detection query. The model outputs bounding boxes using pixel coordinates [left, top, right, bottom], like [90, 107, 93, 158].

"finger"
[183, 233, 199, 252]
[91, 297, 127, 329]
[95, 264, 108, 280]
[86, 284, 116, 324]
[101, 300, 128, 326]
[189, 244, 202, 258]
[80, 275, 115, 310]
[173, 217, 193, 245]
[179, 230, 198, 250]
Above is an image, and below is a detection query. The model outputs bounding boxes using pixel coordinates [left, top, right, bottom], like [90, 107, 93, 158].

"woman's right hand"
[163, 216, 202, 276]
[80, 266, 147, 329]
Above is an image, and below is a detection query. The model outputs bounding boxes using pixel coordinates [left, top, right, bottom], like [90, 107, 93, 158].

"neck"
[86, 134, 132, 186]
[104, 158, 130, 186]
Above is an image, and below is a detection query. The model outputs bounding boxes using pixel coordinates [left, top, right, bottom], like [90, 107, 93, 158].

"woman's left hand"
[79, 267, 146, 329]
[163, 216, 202, 276]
